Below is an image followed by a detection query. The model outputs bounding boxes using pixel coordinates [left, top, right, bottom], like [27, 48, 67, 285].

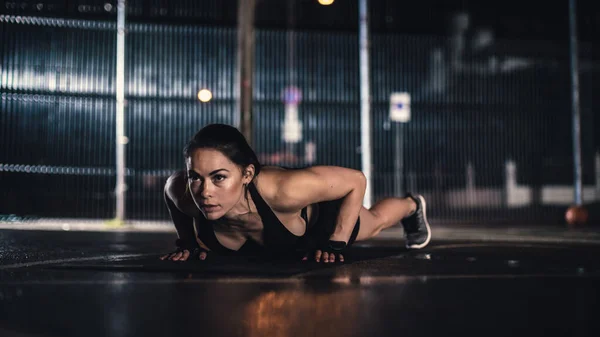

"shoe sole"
[406, 195, 432, 249]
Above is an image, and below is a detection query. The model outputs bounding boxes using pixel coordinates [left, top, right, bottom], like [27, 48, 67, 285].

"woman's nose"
[199, 181, 213, 198]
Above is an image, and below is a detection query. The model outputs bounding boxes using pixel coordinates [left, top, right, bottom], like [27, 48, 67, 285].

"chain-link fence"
[1, 1, 598, 224]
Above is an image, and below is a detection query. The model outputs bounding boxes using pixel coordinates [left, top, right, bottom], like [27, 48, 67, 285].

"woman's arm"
[161, 174, 208, 261]
[274, 166, 367, 243]
[163, 174, 197, 243]
[164, 190, 197, 244]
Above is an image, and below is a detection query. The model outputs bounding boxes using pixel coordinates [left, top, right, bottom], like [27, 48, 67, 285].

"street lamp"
[318, 0, 335, 5]
[197, 89, 213, 102]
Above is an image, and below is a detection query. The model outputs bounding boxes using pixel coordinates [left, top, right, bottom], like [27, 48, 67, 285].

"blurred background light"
[197, 89, 213, 102]
[318, 0, 335, 6]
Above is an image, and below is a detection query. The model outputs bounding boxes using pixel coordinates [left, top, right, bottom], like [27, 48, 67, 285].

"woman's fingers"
[159, 249, 208, 261]
[181, 250, 190, 261]
[171, 251, 184, 261]
[312, 250, 344, 263]
[160, 249, 208, 261]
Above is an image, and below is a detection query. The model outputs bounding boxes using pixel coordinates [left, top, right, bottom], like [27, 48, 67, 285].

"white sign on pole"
[389, 92, 411, 122]
[283, 104, 303, 143]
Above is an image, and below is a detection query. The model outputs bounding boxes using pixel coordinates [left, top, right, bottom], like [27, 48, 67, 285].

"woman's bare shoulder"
[253, 166, 283, 192]
[254, 166, 313, 212]
[164, 171, 187, 201]
[164, 171, 201, 217]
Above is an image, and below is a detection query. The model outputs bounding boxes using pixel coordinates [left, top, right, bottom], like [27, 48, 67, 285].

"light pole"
[359, 0, 372, 207]
[569, 0, 582, 207]
[235, 0, 257, 145]
[114, 0, 126, 223]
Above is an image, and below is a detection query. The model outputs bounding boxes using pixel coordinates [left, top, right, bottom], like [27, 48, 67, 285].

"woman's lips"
[201, 205, 219, 213]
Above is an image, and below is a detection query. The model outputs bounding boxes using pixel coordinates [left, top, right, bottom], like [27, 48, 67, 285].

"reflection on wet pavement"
[1, 230, 600, 337]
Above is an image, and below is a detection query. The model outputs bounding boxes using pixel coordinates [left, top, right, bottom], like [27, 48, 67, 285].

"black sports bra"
[194, 181, 310, 255]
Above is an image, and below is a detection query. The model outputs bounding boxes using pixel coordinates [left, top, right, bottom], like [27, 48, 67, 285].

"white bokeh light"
[318, 0, 335, 5]
[197, 89, 213, 102]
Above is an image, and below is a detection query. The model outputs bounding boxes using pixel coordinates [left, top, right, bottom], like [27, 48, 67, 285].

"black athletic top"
[195, 181, 311, 255]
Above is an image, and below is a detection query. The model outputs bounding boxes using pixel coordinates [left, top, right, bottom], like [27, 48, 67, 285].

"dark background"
[0, 0, 598, 223]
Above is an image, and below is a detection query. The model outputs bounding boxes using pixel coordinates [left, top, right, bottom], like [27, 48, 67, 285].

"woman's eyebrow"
[209, 169, 229, 175]
[188, 169, 229, 177]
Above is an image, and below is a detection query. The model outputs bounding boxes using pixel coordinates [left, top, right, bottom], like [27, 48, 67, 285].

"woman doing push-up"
[161, 124, 431, 263]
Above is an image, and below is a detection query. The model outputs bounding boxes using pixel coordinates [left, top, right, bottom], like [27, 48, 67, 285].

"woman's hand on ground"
[160, 247, 208, 261]
[311, 249, 344, 263]
[308, 240, 347, 263]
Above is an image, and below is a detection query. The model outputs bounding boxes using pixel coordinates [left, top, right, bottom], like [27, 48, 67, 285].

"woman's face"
[186, 148, 252, 220]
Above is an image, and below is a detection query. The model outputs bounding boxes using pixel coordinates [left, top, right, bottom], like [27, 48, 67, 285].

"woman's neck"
[216, 197, 262, 233]
[222, 187, 257, 222]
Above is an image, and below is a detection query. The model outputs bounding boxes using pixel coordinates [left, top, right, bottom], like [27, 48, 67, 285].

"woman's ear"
[243, 164, 255, 183]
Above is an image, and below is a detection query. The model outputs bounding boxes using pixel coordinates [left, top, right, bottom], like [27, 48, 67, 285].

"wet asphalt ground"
[1, 226, 600, 337]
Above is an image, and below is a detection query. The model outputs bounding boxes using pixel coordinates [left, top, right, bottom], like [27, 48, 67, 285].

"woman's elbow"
[353, 170, 367, 192]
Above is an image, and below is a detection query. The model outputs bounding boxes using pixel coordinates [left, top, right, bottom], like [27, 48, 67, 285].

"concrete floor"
[1, 226, 600, 337]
